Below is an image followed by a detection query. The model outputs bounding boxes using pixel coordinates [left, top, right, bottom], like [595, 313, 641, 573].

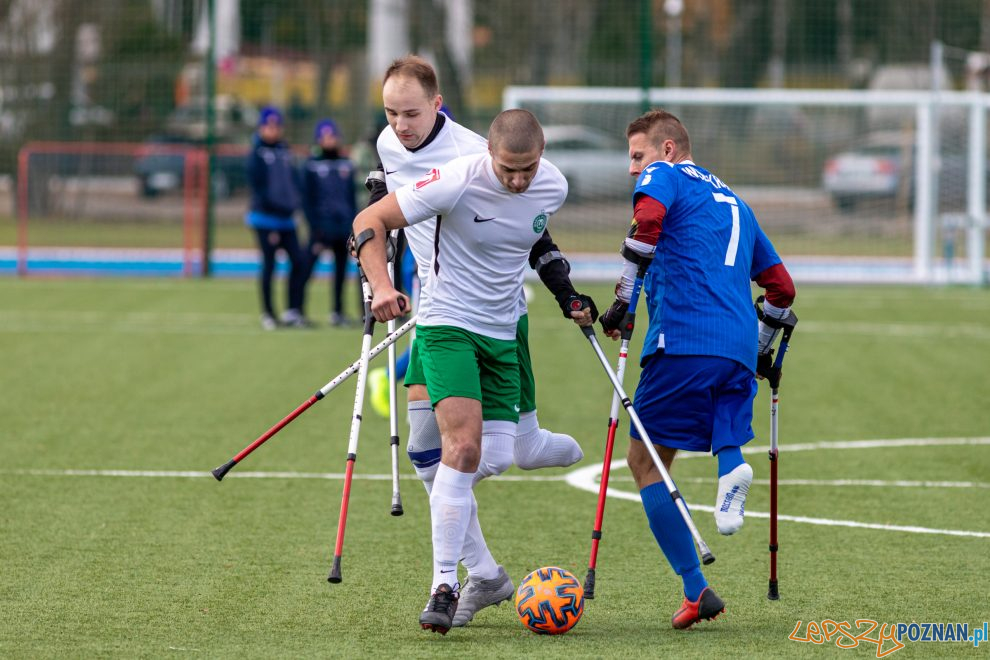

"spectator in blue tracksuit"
[245, 106, 308, 329]
[300, 118, 359, 326]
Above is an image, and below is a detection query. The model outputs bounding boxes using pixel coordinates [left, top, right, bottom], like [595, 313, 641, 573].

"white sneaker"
[452, 565, 514, 627]
[281, 308, 313, 328]
[714, 463, 753, 535]
[260, 314, 278, 331]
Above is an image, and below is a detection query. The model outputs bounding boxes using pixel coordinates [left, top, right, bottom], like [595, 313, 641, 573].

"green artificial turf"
[1, 277, 988, 658]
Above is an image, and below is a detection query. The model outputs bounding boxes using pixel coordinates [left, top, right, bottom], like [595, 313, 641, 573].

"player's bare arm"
[351, 192, 411, 322]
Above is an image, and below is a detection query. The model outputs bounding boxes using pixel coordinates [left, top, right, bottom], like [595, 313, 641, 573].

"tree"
[89, 1, 186, 139]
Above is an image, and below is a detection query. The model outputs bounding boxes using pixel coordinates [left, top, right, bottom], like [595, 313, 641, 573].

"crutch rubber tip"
[390, 502, 404, 516]
[583, 569, 596, 600]
[701, 552, 716, 566]
[211, 460, 236, 481]
[768, 579, 780, 601]
[328, 556, 343, 584]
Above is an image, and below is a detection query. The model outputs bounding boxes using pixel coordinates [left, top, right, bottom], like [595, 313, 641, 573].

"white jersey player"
[353, 108, 596, 635]
[359, 56, 599, 630]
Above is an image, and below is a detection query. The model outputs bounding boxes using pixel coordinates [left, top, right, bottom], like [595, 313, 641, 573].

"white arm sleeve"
[615, 237, 655, 302]
[757, 299, 789, 355]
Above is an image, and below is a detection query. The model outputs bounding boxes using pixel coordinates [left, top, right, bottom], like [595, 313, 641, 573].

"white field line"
[565, 461, 990, 539]
[673, 436, 990, 459]
[7, 468, 986, 490]
[0, 468, 567, 482]
[4, 437, 989, 539]
[5, 309, 990, 340]
[607, 475, 990, 489]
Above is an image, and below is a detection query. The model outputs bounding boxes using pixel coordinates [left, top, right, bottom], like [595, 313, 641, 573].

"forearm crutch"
[328, 273, 379, 584]
[210, 317, 415, 481]
[584, 263, 649, 600]
[579, 325, 715, 566]
[385, 229, 403, 516]
[755, 296, 798, 601]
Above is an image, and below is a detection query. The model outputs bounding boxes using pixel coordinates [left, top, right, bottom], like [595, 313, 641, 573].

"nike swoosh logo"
[385, 169, 397, 175]
[440, 569, 455, 574]
[473, 215, 496, 223]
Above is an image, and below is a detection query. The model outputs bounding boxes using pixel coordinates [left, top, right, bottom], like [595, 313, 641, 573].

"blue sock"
[640, 482, 707, 600]
[716, 445, 744, 478]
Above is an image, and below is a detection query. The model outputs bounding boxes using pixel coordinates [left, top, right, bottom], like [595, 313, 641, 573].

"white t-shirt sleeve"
[394, 164, 468, 226]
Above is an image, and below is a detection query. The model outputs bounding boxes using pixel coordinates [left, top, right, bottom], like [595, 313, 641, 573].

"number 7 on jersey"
[713, 192, 740, 267]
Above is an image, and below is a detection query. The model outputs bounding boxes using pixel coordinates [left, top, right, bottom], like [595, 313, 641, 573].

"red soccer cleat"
[672, 586, 725, 630]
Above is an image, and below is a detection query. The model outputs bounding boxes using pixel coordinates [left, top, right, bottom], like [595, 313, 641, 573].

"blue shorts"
[629, 354, 756, 454]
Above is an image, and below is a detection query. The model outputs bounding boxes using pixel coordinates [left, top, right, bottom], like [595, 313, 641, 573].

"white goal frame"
[505, 85, 989, 285]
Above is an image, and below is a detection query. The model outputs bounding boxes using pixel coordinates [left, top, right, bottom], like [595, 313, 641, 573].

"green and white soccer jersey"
[376, 115, 488, 314]
[394, 151, 567, 340]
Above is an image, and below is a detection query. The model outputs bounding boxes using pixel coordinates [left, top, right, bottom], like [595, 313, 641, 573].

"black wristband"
[538, 258, 575, 303]
[353, 228, 375, 257]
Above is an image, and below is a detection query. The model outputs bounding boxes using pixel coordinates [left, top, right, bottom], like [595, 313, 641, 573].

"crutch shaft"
[328, 281, 376, 584]
[211, 318, 415, 481]
[584, 342, 628, 599]
[581, 326, 715, 565]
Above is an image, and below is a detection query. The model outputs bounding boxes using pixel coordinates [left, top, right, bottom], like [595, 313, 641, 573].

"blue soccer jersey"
[635, 161, 781, 371]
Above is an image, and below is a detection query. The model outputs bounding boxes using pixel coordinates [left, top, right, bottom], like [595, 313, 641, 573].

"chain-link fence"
[2, 0, 989, 281]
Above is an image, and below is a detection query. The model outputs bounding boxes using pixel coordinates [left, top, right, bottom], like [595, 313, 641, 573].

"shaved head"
[487, 109, 545, 194]
[488, 109, 545, 154]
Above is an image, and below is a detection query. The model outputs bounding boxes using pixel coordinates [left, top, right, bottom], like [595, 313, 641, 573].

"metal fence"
[2, 0, 990, 280]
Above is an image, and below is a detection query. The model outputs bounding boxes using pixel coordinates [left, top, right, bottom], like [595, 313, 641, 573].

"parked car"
[542, 124, 633, 200]
[822, 132, 909, 211]
[822, 131, 974, 212]
[134, 135, 249, 199]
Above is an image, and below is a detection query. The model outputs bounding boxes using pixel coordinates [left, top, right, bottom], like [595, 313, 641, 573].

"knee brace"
[407, 400, 441, 483]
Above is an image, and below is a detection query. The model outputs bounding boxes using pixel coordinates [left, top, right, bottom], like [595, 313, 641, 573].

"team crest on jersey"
[415, 168, 440, 190]
[532, 212, 548, 233]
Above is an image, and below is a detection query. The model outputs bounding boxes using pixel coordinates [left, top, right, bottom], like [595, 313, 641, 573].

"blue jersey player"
[599, 109, 796, 630]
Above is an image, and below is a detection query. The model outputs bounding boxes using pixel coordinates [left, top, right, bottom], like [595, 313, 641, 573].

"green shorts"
[516, 314, 536, 414]
[404, 336, 427, 388]
[407, 314, 536, 415]
[416, 324, 520, 423]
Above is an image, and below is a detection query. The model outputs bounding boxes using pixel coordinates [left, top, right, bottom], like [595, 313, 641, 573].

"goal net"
[505, 86, 989, 285]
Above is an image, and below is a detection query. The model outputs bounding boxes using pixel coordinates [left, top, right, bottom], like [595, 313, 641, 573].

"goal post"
[505, 85, 990, 285]
[15, 141, 210, 277]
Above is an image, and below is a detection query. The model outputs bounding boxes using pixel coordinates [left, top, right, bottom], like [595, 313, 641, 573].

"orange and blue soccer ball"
[515, 566, 584, 635]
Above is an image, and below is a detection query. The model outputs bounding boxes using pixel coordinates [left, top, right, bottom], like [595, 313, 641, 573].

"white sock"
[513, 411, 584, 470]
[459, 493, 500, 581]
[446, 421, 513, 583]
[474, 420, 516, 481]
[714, 463, 754, 535]
[430, 463, 474, 590]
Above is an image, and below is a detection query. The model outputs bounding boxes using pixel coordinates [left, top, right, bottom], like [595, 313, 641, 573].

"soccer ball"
[515, 566, 584, 635]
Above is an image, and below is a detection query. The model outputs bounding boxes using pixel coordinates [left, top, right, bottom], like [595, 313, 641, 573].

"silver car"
[822, 132, 908, 211]
[822, 131, 972, 212]
[542, 125, 634, 200]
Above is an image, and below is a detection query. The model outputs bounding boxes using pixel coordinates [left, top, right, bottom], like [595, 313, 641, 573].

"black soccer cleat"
[419, 583, 459, 635]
